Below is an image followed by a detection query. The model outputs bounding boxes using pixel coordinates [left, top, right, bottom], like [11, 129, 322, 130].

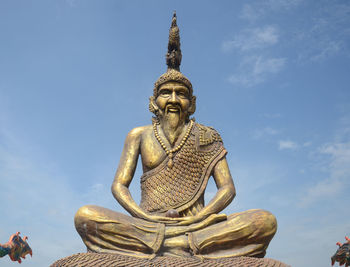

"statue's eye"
[160, 90, 171, 96]
[177, 90, 188, 98]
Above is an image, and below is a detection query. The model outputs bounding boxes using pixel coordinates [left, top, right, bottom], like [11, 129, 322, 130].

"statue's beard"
[158, 105, 186, 130]
[165, 111, 181, 129]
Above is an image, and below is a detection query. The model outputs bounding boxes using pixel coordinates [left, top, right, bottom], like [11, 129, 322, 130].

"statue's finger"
[176, 219, 195, 226]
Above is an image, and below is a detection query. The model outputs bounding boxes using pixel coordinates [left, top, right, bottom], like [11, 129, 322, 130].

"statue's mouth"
[166, 105, 180, 113]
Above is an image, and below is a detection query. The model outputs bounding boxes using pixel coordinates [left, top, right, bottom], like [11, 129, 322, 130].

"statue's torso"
[137, 123, 226, 215]
[139, 124, 193, 172]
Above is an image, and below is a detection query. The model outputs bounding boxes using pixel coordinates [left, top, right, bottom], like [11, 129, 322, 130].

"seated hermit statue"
[75, 12, 277, 259]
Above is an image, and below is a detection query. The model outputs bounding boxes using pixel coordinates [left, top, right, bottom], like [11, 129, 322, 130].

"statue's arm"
[201, 157, 236, 215]
[111, 127, 149, 219]
[111, 128, 183, 223]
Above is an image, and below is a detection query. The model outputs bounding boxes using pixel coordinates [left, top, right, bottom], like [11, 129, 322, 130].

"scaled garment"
[140, 123, 226, 216]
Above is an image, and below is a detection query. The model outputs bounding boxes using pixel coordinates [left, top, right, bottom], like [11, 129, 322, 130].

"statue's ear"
[188, 95, 196, 116]
[149, 96, 159, 115]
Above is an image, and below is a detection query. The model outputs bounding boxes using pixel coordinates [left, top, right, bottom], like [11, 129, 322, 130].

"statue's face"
[155, 81, 191, 123]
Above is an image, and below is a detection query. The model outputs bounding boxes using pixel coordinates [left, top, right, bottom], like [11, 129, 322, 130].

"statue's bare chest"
[140, 132, 167, 171]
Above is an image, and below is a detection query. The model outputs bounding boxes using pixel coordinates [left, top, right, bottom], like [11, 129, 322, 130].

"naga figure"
[74, 12, 277, 259]
[332, 236, 350, 267]
[0, 232, 32, 263]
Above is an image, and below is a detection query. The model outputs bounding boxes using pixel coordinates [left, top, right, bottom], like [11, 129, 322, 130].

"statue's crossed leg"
[75, 205, 276, 258]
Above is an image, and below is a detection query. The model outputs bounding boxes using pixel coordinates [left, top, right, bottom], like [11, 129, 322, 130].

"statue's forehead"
[158, 81, 189, 90]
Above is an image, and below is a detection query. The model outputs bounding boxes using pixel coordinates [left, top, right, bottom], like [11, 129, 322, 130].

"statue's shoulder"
[127, 125, 153, 140]
[194, 122, 223, 146]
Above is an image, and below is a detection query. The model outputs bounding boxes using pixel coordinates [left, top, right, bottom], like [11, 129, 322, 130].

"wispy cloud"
[295, 3, 350, 62]
[300, 141, 350, 206]
[300, 115, 350, 207]
[267, 0, 302, 10]
[228, 56, 286, 87]
[240, 0, 302, 22]
[320, 142, 350, 180]
[303, 141, 312, 147]
[239, 1, 350, 64]
[252, 127, 280, 140]
[222, 26, 279, 52]
[224, 2, 298, 87]
[253, 56, 285, 75]
[310, 40, 342, 62]
[301, 176, 343, 205]
[260, 113, 282, 119]
[65, 0, 78, 7]
[278, 140, 298, 150]
[239, 4, 263, 22]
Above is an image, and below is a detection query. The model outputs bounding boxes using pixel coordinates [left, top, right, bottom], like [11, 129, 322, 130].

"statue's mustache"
[165, 104, 182, 113]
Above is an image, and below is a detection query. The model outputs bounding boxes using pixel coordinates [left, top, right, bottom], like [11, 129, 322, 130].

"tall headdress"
[153, 12, 193, 96]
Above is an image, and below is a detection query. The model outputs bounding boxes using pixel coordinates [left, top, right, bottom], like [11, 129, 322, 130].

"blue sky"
[0, 1, 349, 266]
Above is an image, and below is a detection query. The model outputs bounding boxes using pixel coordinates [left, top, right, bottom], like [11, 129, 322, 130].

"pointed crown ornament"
[153, 12, 193, 97]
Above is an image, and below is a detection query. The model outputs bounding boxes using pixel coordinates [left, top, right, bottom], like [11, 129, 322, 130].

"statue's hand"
[175, 213, 227, 226]
[174, 215, 202, 226]
[144, 214, 187, 224]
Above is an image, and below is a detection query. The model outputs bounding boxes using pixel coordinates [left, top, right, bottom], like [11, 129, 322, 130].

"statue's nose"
[169, 91, 179, 103]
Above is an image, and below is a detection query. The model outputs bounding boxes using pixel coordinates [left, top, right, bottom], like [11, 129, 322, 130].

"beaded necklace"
[153, 119, 194, 168]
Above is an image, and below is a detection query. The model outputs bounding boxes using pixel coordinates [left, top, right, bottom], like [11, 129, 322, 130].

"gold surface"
[74, 12, 277, 258]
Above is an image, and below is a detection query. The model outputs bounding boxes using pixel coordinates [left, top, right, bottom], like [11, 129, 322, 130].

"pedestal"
[51, 252, 290, 267]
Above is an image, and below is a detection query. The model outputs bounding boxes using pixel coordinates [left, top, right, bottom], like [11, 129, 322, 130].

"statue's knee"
[256, 209, 277, 235]
[75, 205, 99, 226]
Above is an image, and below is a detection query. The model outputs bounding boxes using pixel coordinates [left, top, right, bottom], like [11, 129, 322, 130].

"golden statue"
[74, 12, 277, 259]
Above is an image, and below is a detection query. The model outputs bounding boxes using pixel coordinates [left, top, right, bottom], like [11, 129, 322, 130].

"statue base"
[50, 252, 290, 267]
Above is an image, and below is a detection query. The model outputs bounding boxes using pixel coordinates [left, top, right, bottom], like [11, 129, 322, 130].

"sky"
[0, 0, 349, 266]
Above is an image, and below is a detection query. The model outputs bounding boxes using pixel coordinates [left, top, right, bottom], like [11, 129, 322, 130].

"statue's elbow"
[227, 184, 236, 202]
[111, 181, 123, 200]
